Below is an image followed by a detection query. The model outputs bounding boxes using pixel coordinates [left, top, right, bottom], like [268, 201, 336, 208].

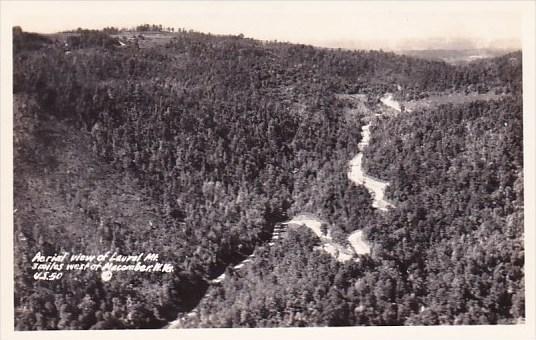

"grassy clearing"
[403, 92, 505, 112]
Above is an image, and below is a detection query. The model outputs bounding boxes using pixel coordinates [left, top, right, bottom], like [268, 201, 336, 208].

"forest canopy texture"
[12, 27, 523, 329]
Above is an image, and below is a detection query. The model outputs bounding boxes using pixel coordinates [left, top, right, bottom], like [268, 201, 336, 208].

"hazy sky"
[2, 1, 527, 50]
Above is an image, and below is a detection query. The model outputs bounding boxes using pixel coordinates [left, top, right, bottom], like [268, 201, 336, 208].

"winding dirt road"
[167, 92, 399, 328]
[347, 123, 395, 211]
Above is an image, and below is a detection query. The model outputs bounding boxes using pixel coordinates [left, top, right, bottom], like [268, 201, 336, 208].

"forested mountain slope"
[14, 95, 203, 329]
[13, 27, 523, 329]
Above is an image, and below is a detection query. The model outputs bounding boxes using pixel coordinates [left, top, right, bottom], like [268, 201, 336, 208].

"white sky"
[2, 1, 526, 50]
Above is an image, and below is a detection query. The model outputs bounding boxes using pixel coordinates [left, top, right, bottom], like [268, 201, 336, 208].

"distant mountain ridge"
[396, 48, 518, 65]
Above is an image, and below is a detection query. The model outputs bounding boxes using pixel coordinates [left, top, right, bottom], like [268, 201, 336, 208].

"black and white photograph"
[1, 1, 535, 339]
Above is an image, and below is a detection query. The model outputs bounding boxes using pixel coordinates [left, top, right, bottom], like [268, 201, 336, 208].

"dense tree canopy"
[13, 27, 523, 329]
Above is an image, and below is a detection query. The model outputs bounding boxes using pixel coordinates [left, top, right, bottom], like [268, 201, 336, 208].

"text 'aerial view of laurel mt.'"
[12, 9, 524, 331]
